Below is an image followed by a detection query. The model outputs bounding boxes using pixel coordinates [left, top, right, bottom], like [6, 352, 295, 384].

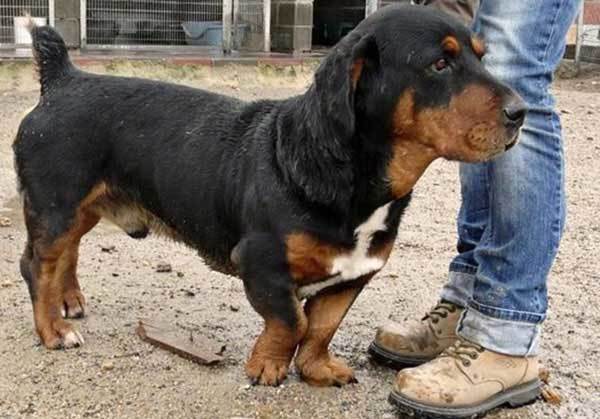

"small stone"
[177, 271, 185, 278]
[156, 263, 172, 273]
[101, 361, 115, 371]
[0, 216, 11, 227]
[576, 378, 592, 388]
[229, 305, 240, 312]
[100, 245, 116, 253]
[184, 289, 195, 297]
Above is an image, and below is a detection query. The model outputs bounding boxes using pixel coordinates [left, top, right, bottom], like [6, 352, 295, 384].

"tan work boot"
[389, 339, 541, 418]
[369, 301, 463, 368]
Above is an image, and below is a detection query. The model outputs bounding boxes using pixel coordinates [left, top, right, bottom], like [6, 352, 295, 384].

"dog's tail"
[26, 15, 74, 95]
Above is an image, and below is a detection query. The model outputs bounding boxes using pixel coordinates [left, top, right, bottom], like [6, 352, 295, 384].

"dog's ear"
[313, 33, 380, 140]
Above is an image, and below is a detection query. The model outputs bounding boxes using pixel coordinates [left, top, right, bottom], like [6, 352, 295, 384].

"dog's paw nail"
[63, 330, 84, 348]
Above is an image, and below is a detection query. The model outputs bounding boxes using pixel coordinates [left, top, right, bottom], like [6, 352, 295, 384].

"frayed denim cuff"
[457, 304, 542, 356]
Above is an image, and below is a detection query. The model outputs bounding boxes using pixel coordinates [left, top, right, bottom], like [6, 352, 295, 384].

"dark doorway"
[312, 0, 365, 48]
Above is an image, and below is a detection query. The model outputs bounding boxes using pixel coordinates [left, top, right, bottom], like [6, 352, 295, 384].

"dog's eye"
[432, 58, 449, 72]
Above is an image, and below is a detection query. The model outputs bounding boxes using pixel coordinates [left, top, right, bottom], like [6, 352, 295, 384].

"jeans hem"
[468, 298, 546, 324]
[457, 305, 541, 356]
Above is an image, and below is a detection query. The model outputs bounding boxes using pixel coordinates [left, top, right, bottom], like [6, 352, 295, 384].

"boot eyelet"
[470, 353, 478, 360]
[441, 313, 448, 318]
[432, 319, 439, 324]
[463, 360, 471, 367]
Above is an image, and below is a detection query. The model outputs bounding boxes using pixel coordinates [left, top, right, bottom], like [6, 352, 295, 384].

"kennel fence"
[576, 1, 600, 66]
[0, 0, 53, 48]
[81, 0, 269, 52]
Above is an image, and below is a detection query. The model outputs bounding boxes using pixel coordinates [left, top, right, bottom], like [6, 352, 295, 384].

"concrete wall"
[54, 0, 80, 48]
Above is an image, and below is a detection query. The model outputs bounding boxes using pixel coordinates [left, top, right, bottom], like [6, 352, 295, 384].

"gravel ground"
[0, 61, 599, 419]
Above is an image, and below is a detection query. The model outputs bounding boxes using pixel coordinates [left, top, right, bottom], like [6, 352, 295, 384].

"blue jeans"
[440, 0, 581, 356]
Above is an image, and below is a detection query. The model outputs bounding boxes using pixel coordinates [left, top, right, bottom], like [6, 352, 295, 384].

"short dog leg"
[237, 234, 308, 386]
[23, 202, 99, 349]
[295, 285, 365, 386]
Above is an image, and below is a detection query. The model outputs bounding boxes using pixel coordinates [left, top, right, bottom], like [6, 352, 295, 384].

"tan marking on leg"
[32, 187, 102, 348]
[33, 244, 84, 349]
[56, 211, 99, 319]
[246, 300, 307, 386]
[368, 238, 395, 260]
[295, 283, 368, 386]
[286, 233, 346, 283]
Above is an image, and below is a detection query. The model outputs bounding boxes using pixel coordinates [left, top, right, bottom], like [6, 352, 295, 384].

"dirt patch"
[0, 62, 599, 419]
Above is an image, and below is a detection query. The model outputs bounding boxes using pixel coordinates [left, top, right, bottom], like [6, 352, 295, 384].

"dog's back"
[13, 24, 278, 281]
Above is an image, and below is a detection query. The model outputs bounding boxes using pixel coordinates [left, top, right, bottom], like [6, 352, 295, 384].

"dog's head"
[312, 5, 526, 196]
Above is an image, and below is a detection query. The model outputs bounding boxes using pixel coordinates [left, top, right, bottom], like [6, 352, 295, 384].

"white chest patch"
[297, 202, 391, 299]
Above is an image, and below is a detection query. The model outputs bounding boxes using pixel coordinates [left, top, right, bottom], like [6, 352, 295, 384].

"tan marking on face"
[387, 84, 506, 198]
[418, 84, 504, 160]
[471, 36, 486, 58]
[442, 36, 461, 57]
[351, 58, 365, 90]
[388, 90, 438, 198]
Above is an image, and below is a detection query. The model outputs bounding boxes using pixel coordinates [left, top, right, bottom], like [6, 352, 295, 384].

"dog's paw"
[245, 355, 290, 386]
[62, 289, 86, 319]
[297, 355, 357, 387]
[38, 319, 84, 349]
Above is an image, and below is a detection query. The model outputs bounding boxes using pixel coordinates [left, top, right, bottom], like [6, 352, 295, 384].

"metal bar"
[48, 0, 55, 27]
[80, 0, 87, 48]
[263, 0, 271, 52]
[575, 0, 584, 71]
[366, 0, 378, 18]
[223, 0, 233, 53]
[233, 0, 239, 50]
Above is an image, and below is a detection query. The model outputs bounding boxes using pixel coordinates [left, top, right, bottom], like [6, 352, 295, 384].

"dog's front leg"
[294, 283, 367, 386]
[235, 234, 308, 386]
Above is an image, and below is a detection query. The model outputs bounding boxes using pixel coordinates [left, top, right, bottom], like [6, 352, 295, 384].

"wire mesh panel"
[85, 0, 223, 48]
[577, 1, 600, 65]
[235, 0, 265, 50]
[0, 0, 50, 48]
[377, 0, 410, 7]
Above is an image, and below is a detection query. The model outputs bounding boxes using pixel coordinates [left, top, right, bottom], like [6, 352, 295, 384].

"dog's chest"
[290, 203, 393, 299]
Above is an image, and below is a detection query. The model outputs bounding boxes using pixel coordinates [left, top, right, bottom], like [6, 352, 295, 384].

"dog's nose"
[503, 99, 527, 128]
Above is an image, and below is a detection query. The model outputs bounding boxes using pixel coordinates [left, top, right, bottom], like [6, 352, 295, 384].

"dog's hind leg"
[57, 211, 99, 319]
[21, 188, 102, 349]
[235, 234, 308, 386]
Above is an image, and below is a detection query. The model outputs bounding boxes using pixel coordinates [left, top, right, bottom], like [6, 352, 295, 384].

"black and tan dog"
[14, 5, 525, 387]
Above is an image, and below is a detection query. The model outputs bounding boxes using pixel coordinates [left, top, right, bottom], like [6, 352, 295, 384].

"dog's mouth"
[505, 140, 517, 151]
[504, 134, 519, 151]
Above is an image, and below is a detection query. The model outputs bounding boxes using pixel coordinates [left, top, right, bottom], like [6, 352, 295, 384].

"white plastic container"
[14, 16, 48, 45]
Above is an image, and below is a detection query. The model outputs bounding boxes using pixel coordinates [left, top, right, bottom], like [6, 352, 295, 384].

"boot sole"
[388, 378, 542, 419]
[368, 341, 435, 369]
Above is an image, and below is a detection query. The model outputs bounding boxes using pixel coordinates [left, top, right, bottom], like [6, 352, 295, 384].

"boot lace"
[441, 339, 485, 367]
[422, 301, 458, 324]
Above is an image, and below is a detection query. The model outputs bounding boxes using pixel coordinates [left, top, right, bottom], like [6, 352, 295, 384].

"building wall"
[55, 0, 80, 48]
